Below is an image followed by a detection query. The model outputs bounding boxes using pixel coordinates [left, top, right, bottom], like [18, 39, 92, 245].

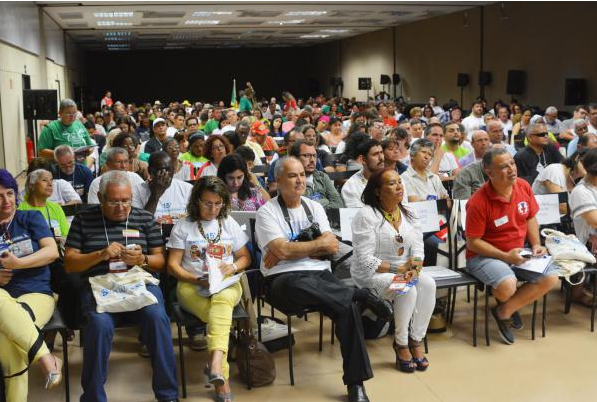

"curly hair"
[187, 176, 231, 221]
[203, 135, 232, 162]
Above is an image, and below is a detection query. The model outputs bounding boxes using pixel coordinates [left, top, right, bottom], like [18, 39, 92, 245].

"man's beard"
[448, 138, 460, 146]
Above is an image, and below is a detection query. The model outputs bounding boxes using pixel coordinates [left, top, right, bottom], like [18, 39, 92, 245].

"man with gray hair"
[64, 170, 179, 402]
[465, 147, 558, 344]
[566, 118, 591, 156]
[459, 130, 490, 168]
[486, 120, 517, 156]
[37, 98, 94, 160]
[514, 121, 563, 185]
[53, 144, 94, 202]
[543, 106, 564, 137]
[87, 147, 144, 204]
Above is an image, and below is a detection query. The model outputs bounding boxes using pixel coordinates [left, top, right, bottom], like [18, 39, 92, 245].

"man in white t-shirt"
[497, 106, 513, 138]
[424, 123, 460, 179]
[88, 147, 144, 204]
[342, 139, 386, 208]
[256, 156, 392, 402]
[461, 100, 485, 140]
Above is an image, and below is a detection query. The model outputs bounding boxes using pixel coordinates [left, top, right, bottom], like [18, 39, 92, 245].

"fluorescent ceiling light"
[266, 19, 304, 25]
[97, 21, 133, 26]
[185, 20, 220, 25]
[320, 29, 349, 33]
[192, 11, 233, 17]
[299, 34, 330, 39]
[103, 31, 131, 36]
[285, 11, 327, 16]
[94, 12, 133, 18]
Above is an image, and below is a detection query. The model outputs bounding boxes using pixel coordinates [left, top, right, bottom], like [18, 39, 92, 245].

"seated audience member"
[511, 108, 532, 149]
[53, 145, 94, 202]
[532, 152, 585, 194]
[424, 123, 460, 179]
[112, 132, 149, 180]
[198, 135, 232, 178]
[64, 170, 178, 402]
[387, 127, 411, 166]
[255, 157, 393, 402]
[250, 121, 278, 155]
[37, 98, 94, 160]
[459, 130, 490, 168]
[401, 139, 448, 202]
[342, 139, 387, 207]
[442, 121, 470, 160]
[408, 119, 424, 141]
[266, 128, 304, 194]
[382, 138, 408, 174]
[452, 160, 487, 199]
[465, 147, 558, 344]
[368, 118, 385, 142]
[270, 114, 285, 137]
[461, 101, 485, 139]
[167, 176, 251, 402]
[179, 132, 208, 165]
[0, 169, 63, 401]
[514, 121, 563, 185]
[132, 151, 193, 227]
[235, 121, 264, 166]
[322, 116, 345, 147]
[24, 158, 81, 206]
[569, 148, 597, 306]
[217, 154, 269, 211]
[174, 132, 189, 154]
[136, 116, 152, 142]
[162, 138, 192, 181]
[289, 140, 344, 209]
[302, 124, 334, 173]
[486, 120, 517, 156]
[496, 105, 513, 137]
[144, 118, 168, 154]
[543, 106, 564, 138]
[566, 119, 591, 157]
[352, 168, 435, 373]
[88, 147, 145, 204]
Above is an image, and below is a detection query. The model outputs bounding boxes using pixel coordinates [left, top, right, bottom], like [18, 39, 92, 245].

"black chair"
[251, 164, 269, 174]
[40, 309, 71, 402]
[326, 169, 359, 182]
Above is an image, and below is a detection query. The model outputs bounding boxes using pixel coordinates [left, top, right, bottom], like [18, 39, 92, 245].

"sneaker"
[189, 333, 207, 351]
[138, 344, 150, 358]
[510, 311, 523, 330]
[490, 306, 515, 345]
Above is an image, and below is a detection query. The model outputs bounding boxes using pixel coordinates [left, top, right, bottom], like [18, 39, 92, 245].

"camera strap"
[277, 196, 313, 240]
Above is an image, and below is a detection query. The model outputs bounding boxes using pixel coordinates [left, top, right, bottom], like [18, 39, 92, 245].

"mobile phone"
[126, 244, 138, 250]
[519, 250, 532, 259]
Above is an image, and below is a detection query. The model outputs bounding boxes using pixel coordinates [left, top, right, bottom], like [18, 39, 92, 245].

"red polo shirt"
[465, 178, 538, 259]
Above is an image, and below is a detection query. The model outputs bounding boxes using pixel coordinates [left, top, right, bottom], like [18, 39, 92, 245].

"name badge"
[11, 238, 34, 258]
[494, 215, 509, 227]
[109, 258, 128, 273]
[122, 229, 140, 238]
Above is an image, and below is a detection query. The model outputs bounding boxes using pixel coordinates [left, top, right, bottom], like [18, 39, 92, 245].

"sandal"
[204, 364, 225, 387]
[214, 391, 233, 402]
[392, 341, 416, 373]
[408, 338, 429, 372]
[45, 356, 63, 390]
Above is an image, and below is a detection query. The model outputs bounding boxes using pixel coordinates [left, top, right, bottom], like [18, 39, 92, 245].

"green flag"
[230, 79, 238, 109]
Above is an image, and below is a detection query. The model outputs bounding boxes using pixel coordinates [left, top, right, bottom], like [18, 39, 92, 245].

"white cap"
[152, 117, 166, 127]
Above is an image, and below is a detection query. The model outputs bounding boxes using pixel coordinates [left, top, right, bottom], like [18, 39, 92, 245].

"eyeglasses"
[62, 112, 76, 117]
[532, 132, 548, 137]
[199, 200, 224, 209]
[299, 153, 317, 160]
[106, 200, 132, 207]
[212, 145, 225, 151]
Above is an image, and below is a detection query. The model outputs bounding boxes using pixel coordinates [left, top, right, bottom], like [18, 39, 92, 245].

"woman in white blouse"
[351, 168, 436, 373]
[167, 176, 251, 402]
[532, 151, 586, 195]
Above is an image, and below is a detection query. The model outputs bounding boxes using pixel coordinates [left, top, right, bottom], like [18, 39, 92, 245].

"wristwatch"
[389, 263, 399, 273]
[140, 254, 150, 270]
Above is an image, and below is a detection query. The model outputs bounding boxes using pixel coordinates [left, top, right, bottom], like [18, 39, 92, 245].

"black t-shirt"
[514, 144, 563, 185]
[144, 137, 164, 154]
[65, 206, 163, 278]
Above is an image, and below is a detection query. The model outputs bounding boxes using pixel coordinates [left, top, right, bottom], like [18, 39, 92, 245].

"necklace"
[382, 207, 401, 223]
[198, 219, 222, 244]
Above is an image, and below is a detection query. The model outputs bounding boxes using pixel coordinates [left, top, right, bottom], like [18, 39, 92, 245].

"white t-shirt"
[132, 179, 193, 224]
[570, 179, 597, 244]
[462, 115, 485, 139]
[436, 152, 459, 176]
[255, 196, 332, 276]
[335, 141, 346, 155]
[87, 171, 145, 204]
[50, 179, 81, 205]
[341, 170, 367, 208]
[199, 163, 218, 178]
[166, 127, 178, 138]
[167, 216, 248, 297]
[173, 163, 192, 181]
[531, 164, 566, 195]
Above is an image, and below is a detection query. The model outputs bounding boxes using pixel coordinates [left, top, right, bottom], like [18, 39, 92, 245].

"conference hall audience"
[23, 158, 81, 205]
[52, 145, 94, 203]
[88, 147, 145, 204]
[217, 154, 269, 211]
[514, 121, 563, 185]
[197, 135, 232, 178]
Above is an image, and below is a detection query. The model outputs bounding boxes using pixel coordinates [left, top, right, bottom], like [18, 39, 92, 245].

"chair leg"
[177, 323, 187, 398]
[257, 298, 262, 342]
[542, 294, 547, 338]
[330, 320, 335, 345]
[467, 284, 471, 303]
[287, 316, 294, 386]
[564, 282, 572, 314]
[531, 300, 537, 341]
[318, 312, 323, 352]
[423, 335, 428, 354]
[61, 328, 70, 402]
[446, 288, 452, 324]
[592, 273, 596, 332]
[484, 289, 490, 346]
[450, 286, 457, 324]
[304, 313, 308, 322]
[244, 321, 251, 390]
[473, 286, 478, 347]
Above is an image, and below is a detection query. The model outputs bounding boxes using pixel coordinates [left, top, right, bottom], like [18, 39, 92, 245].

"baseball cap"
[252, 121, 270, 135]
[152, 117, 166, 127]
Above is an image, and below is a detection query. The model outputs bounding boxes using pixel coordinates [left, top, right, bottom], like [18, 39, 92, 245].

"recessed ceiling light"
[192, 11, 233, 17]
[320, 29, 349, 34]
[184, 20, 220, 25]
[94, 12, 133, 18]
[299, 34, 330, 39]
[266, 19, 304, 25]
[97, 21, 133, 26]
[285, 11, 327, 16]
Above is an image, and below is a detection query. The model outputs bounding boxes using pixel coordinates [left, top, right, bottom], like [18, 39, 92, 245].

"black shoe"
[490, 306, 515, 345]
[157, 399, 179, 402]
[510, 311, 523, 330]
[347, 384, 370, 402]
[364, 289, 393, 322]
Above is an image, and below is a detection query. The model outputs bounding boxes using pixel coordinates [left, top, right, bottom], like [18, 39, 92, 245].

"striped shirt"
[65, 205, 163, 278]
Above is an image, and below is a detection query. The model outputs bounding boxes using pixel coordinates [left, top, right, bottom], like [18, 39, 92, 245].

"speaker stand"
[460, 87, 464, 108]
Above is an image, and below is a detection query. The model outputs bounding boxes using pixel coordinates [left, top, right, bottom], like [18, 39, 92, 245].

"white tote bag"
[541, 228, 596, 263]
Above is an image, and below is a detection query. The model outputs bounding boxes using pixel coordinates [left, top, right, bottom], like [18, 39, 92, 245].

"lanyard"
[101, 213, 129, 247]
[1, 214, 14, 243]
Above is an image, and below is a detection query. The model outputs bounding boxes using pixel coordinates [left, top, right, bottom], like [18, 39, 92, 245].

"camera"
[294, 223, 322, 242]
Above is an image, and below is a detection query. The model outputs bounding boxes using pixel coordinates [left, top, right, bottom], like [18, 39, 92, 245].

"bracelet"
[232, 263, 239, 273]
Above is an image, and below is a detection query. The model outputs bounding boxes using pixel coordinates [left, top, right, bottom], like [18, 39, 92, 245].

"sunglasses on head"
[532, 132, 548, 137]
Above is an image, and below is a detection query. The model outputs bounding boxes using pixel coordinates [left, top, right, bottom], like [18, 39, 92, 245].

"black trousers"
[265, 269, 373, 385]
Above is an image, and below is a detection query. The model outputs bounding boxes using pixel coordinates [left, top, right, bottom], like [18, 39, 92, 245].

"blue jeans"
[79, 283, 178, 402]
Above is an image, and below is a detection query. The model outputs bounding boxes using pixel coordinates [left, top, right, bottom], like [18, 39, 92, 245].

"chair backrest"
[326, 169, 358, 182]
[535, 191, 573, 234]
[231, 211, 258, 245]
[251, 164, 269, 174]
[409, 198, 453, 269]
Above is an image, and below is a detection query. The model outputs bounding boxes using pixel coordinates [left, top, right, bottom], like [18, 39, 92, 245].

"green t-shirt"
[441, 144, 470, 160]
[37, 119, 93, 151]
[179, 153, 208, 164]
[18, 200, 70, 238]
[239, 96, 252, 112]
[203, 119, 219, 135]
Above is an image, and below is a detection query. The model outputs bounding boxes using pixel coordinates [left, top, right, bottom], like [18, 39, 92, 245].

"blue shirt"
[2, 210, 54, 298]
[54, 163, 94, 202]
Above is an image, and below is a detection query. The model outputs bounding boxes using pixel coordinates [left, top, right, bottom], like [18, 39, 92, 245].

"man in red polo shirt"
[465, 147, 558, 344]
